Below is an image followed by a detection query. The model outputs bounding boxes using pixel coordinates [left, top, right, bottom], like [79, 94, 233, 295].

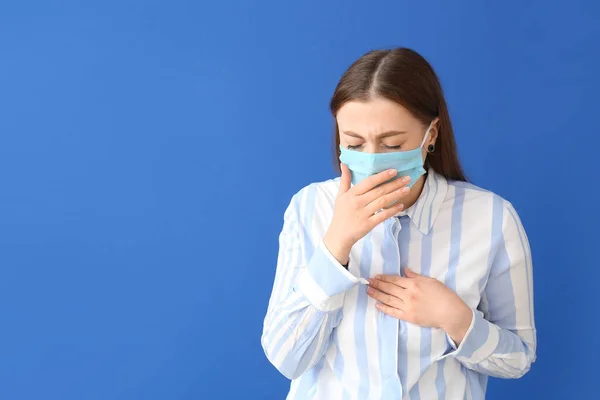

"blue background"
[1, 1, 598, 399]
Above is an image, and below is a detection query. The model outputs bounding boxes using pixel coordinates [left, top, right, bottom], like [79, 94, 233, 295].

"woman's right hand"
[323, 163, 411, 266]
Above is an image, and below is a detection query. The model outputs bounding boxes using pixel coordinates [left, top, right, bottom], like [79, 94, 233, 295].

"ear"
[428, 117, 440, 146]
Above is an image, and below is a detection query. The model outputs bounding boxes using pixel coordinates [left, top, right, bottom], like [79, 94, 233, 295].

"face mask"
[339, 120, 434, 188]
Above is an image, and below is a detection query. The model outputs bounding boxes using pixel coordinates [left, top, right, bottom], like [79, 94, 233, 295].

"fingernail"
[388, 169, 397, 176]
[375, 275, 382, 279]
[367, 287, 373, 294]
[403, 176, 411, 183]
[401, 187, 410, 194]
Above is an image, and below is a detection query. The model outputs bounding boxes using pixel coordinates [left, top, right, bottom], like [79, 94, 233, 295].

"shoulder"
[447, 179, 506, 205]
[445, 179, 523, 231]
[284, 177, 340, 220]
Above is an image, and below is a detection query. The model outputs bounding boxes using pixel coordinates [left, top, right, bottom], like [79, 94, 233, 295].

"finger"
[350, 169, 397, 196]
[360, 175, 411, 206]
[338, 163, 352, 197]
[375, 274, 413, 289]
[404, 268, 419, 278]
[375, 303, 406, 320]
[368, 201, 405, 225]
[368, 278, 405, 300]
[367, 287, 404, 309]
[365, 185, 411, 215]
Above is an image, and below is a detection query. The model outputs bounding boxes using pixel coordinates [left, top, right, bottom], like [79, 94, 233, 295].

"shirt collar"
[394, 168, 448, 235]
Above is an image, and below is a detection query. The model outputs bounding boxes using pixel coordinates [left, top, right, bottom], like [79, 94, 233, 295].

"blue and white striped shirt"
[262, 169, 536, 400]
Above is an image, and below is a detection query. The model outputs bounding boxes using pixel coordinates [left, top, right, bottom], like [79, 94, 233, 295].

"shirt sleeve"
[261, 189, 365, 380]
[442, 201, 537, 378]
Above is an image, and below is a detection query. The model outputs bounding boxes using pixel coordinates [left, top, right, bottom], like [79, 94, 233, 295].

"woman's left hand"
[367, 268, 473, 345]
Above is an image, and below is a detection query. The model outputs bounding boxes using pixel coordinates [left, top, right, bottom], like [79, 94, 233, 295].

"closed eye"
[346, 144, 402, 150]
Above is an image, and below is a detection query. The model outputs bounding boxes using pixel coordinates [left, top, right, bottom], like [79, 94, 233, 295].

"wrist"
[323, 232, 352, 266]
[441, 301, 472, 345]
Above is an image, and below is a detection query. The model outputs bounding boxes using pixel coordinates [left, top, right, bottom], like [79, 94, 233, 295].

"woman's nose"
[365, 143, 383, 154]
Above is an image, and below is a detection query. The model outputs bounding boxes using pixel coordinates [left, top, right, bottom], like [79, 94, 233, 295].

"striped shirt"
[261, 169, 536, 400]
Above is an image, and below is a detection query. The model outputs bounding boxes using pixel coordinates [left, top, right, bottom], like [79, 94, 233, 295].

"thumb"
[404, 267, 419, 278]
[338, 163, 352, 196]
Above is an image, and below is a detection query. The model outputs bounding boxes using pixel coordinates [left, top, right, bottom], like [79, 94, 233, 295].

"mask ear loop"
[420, 120, 436, 148]
[421, 120, 437, 171]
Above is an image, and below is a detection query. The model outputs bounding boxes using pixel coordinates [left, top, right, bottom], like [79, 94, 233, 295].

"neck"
[402, 173, 427, 210]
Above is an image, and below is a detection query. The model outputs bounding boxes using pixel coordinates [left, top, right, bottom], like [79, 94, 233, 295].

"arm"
[261, 192, 364, 380]
[445, 201, 537, 378]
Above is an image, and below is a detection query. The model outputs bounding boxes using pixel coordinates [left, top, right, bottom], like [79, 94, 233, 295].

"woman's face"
[336, 97, 438, 157]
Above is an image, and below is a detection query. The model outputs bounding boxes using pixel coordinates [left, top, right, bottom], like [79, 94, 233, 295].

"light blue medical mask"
[339, 121, 434, 188]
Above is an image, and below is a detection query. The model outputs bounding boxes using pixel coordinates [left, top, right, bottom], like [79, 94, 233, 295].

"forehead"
[336, 97, 421, 132]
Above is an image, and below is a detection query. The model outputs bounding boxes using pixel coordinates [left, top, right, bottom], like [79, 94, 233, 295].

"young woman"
[261, 48, 536, 400]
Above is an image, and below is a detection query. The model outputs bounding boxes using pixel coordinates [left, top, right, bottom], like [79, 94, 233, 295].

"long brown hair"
[330, 48, 467, 182]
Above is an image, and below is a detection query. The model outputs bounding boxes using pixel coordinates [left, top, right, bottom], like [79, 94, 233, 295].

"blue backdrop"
[1, 1, 598, 399]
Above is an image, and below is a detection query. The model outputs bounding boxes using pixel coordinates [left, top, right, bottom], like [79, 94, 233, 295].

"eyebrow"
[342, 130, 408, 139]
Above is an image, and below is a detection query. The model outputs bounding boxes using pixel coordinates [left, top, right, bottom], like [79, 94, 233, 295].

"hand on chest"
[348, 218, 489, 309]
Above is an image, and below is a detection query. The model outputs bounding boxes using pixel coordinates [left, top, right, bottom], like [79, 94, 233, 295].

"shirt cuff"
[442, 308, 500, 364]
[294, 239, 366, 312]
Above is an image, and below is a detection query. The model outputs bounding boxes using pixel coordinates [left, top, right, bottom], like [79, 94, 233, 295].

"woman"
[261, 48, 536, 400]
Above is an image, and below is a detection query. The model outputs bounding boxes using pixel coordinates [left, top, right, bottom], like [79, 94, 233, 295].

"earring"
[427, 144, 435, 153]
